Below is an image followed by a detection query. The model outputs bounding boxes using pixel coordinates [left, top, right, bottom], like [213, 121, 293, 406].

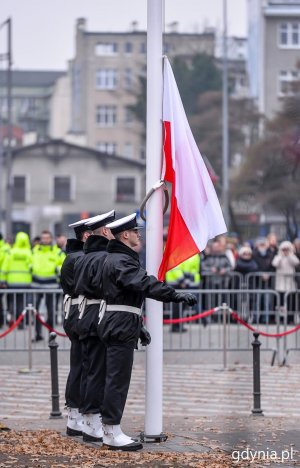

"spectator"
[0, 233, 11, 328]
[293, 238, 300, 288]
[56, 234, 67, 253]
[201, 239, 232, 290]
[272, 241, 299, 322]
[252, 237, 274, 283]
[267, 233, 278, 260]
[217, 235, 236, 269]
[31, 230, 65, 341]
[235, 246, 258, 276]
[31, 236, 41, 247]
[166, 254, 201, 332]
[252, 238, 275, 323]
[0, 232, 32, 328]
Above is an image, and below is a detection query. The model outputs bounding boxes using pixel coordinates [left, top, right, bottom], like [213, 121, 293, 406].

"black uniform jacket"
[61, 238, 84, 338]
[74, 235, 109, 339]
[61, 239, 84, 296]
[98, 239, 178, 346]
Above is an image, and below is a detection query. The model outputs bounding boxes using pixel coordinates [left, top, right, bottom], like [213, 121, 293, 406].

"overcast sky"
[0, 0, 247, 70]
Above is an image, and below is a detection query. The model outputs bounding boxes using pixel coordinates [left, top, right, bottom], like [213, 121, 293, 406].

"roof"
[0, 70, 66, 88]
[12, 139, 146, 169]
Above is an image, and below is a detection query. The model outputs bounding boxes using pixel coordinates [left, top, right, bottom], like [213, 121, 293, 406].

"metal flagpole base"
[140, 432, 168, 443]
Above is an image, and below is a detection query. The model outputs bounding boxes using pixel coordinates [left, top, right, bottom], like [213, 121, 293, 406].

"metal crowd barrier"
[163, 289, 282, 355]
[0, 288, 68, 352]
[0, 282, 299, 364]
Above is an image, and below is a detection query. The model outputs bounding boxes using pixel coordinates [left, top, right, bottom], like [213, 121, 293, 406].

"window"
[140, 145, 146, 160]
[13, 176, 26, 202]
[53, 176, 72, 202]
[96, 142, 117, 154]
[116, 177, 135, 202]
[124, 68, 133, 89]
[124, 42, 133, 54]
[96, 69, 117, 90]
[95, 42, 118, 56]
[123, 143, 133, 158]
[140, 42, 147, 54]
[96, 105, 117, 127]
[124, 107, 134, 125]
[278, 70, 300, 96]
[278, 22, 300, 47]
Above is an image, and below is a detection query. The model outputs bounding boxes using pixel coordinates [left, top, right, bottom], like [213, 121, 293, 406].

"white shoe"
[103, 424, 143, 451]
[82, 413, 103, 442]
[66, 407, 84, 436]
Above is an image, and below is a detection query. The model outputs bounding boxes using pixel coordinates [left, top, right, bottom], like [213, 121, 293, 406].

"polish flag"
[158, 58, 227, 280]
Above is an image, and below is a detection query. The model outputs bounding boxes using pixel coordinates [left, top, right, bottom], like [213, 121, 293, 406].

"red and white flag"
[158, 58, 227, 280]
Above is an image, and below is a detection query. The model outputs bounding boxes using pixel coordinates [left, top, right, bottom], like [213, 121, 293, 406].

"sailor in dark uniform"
[98, 213, 197, 451]
[61, 217, 93, 437]
[73, 210, 115, 442]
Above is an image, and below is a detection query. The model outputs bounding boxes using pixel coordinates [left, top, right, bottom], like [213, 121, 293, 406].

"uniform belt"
[78, 297, 103, 319]
[106, 305, 142, 315]
[71, 298, 80, 305]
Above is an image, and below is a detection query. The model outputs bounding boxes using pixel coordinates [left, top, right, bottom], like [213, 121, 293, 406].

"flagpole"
[222, 0, 230, 227]
[144, 0, 165, 440]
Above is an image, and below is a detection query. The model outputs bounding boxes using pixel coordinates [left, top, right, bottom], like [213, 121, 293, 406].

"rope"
[35, 312, 67, 337]
[163, 307, 216, 324]
[229, 309, 300, 338]
[0, 312, 25, 339]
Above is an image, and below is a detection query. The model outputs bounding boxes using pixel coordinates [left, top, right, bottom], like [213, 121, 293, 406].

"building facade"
[69, 18, 216, 160]
[5, 140, 145, 237]
[0, 70, 65, 142]
[248, 0, 300, 118]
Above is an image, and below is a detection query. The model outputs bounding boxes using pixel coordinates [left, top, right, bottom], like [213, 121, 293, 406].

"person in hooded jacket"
[73, 210, 116, 443]
[0, 233, 11, 327]
[0, 232, 32, 327]
[61, 217, 93, 438]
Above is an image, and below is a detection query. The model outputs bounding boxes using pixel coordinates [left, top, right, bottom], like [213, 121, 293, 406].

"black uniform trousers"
[64, 305, 82, 409]
[98, 310, 141, 425]
[77, 304, 106, 414]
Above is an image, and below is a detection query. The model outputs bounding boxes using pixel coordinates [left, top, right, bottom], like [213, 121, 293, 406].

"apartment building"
[248, 0, 300, 118]
[69, 18, 216, 160]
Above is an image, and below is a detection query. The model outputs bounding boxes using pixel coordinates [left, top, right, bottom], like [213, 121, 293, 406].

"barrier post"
[48, 332, 62, 419]
[222, 303, 227, 369]
[251, 332, 264, 416]
[27, 304, 33, 371]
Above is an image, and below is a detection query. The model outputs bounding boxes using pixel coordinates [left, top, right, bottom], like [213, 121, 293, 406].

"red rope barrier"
[35, 312, 67, 337]
[163, 308, 217, 324]
[0, 313, 25, 339]
[230, 310, 300, 338]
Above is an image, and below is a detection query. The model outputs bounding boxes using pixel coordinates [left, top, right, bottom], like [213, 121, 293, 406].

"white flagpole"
[144, 0, 164, 439]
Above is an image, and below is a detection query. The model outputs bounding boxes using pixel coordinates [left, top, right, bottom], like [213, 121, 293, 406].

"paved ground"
[0, 363, 299, 466]
[1, 363, 300, 420]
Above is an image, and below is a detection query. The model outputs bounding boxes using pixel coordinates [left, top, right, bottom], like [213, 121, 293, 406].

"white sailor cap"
[68, 217, 94, 236]
[106, 213, 142, 235]
[84, 210, 115, 230]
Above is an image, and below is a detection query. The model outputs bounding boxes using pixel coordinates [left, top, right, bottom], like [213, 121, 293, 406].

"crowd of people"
[0, 229, 300, 330]
[0, 230, 66, 332]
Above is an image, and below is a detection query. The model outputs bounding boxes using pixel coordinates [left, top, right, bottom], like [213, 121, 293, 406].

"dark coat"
[73, 235, 109, 339]
[61, 238, 84, 339]
[60, 239, 84, 297]
[235, 258, 258, 276]
[98, 239, 178, 347]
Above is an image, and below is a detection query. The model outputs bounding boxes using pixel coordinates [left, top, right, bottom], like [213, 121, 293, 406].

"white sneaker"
[82, 413, 103, 442]
[66, 407, 84, 437]
[103, 424, 143, 451]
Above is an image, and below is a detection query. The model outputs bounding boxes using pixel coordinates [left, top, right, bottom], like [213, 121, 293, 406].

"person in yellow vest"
[0, 232, 32, 328]
[31, 230, 66, 341]
[0, 233, 11, 327]
[166, 254, 201, 332]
